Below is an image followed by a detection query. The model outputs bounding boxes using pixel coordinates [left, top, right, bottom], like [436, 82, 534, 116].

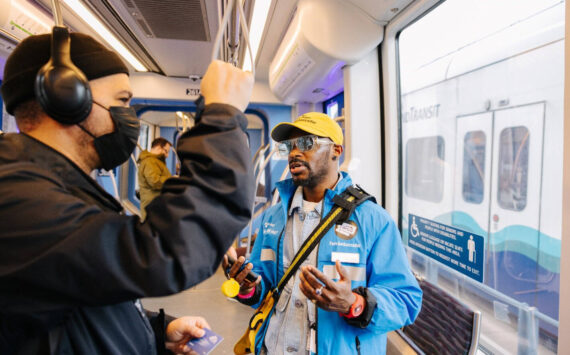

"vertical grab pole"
[228, 2, 240, 65]
[211, 0, 255, 77]
[211, 0, 236, 63]
[245, 147, 277, 259]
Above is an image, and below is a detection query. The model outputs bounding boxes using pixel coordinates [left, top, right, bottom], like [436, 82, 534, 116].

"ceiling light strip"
[63, 0, 147, 71]
[0, 28, 22, 43]
[242, 0, 271, 72]
[12, 0, 54, 32]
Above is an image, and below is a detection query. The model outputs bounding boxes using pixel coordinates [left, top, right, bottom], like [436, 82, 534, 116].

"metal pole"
[228, 1, 240, 65]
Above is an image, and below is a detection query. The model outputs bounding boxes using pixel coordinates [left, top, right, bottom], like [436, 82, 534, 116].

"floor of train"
[142, 266, 252, 354]
[143, 267, 557, 355]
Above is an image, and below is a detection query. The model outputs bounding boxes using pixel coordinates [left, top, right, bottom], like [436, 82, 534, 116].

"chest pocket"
[320, 259, 367, 284]
[318, 225, 367, 284]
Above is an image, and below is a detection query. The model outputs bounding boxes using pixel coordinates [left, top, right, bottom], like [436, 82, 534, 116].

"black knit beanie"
[1, 32, 129, 115]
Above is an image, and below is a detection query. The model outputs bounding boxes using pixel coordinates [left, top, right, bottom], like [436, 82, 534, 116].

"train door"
[454, 112, 494, 228]
[488, 103, 545, 304]
[454, 103, 545, 302]
[453, 112, 493, 279]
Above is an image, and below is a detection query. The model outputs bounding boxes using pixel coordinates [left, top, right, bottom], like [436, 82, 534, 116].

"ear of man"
[332, 144, 343, 161]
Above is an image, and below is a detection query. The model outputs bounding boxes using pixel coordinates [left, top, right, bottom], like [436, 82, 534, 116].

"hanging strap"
[271, 184, 373, 299]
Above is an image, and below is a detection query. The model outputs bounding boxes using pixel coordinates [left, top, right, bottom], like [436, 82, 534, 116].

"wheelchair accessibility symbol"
[410, 216, 419, 238]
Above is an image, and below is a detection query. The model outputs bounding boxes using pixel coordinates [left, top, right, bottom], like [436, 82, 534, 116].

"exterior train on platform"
[0, 0, 568, 354]
[400, 0, 564, 344]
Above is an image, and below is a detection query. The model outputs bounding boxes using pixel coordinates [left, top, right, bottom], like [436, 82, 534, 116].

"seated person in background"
[224, 112, 422, 355]
[138, 137, 173, 220]
[0, 30, 254, 354]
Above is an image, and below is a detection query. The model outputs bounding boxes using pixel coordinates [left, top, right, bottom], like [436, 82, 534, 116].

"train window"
[327, 101, 338, 119]
[462, 131, 486, 204]
[405, 136, 444, 203]
[397, 0, 563, 353]
[497, 126, 529, 211]
[139, 123, 150, 150]
[323, 91, 344, 119]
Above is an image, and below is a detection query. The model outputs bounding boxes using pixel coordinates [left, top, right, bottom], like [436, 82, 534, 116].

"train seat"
[387, 276, 481, 355]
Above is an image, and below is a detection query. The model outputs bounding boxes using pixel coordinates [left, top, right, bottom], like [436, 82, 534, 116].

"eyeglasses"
[277, 135, 334, 156]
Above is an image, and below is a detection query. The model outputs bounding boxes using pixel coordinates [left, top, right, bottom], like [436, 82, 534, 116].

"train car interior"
[1, 0, 569, 353]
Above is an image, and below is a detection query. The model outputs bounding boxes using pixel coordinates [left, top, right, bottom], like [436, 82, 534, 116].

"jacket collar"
[138, 150, 166, 163]
[276, 171, 353, 215]
[0, 133, 123, 212]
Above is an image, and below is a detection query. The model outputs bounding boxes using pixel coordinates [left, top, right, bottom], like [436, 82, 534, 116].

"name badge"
[331, 252, 360, 264]
[335, 221, 358, 240]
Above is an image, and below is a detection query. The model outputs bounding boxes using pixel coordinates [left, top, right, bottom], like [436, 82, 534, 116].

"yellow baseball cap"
[271, 112, 343, 145]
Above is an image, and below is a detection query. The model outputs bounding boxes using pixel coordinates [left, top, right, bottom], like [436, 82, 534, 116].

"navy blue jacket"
[0, 104, 254, 354]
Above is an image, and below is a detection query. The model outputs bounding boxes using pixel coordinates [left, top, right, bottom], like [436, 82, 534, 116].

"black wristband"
[236, 284, 263, 306]
[342, 287, 377, 328]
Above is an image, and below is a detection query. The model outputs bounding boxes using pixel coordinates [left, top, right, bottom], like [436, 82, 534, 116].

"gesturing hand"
[299, 261, 356, 313]
[165, 316, 210, 354]
[222, 247, 261, 295]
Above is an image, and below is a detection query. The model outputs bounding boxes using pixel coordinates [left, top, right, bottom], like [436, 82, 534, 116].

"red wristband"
[340, 293, 365, 319]
[237, 286, 256, 299]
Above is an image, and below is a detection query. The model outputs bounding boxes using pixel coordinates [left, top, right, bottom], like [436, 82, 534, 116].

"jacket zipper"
[276, 229, 284, 285]
[257, 229, 284, 354]
[314, 200, 325, 355]
[355, 336, 361, 355]
[314, 243, 320, 355]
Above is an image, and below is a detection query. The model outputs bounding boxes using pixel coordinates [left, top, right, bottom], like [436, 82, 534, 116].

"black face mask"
[80, 102, 140, 170]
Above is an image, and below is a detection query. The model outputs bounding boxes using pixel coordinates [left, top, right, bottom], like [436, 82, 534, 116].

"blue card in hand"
[186, 328, 224, 355]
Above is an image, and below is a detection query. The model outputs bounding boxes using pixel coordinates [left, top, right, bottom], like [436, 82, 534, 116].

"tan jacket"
[137, 150, 172, 219]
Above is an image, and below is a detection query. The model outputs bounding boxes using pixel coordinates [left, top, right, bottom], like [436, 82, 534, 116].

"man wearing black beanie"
[0, 31, 254, 354]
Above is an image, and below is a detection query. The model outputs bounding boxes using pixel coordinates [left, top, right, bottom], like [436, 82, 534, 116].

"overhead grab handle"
[211, 0, 255, 77]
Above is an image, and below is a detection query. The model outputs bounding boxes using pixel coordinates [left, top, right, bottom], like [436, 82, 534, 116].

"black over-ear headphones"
[35, 26, 92, 124]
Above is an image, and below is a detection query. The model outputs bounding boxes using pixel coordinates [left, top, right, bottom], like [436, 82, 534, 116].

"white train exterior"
[400, 3, 564, 323]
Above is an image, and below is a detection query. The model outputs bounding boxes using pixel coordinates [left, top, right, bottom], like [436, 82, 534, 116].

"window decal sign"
[408, 214, 484, 282]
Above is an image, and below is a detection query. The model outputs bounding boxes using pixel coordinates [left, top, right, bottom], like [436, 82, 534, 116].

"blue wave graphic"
[485, 250, 559, 320]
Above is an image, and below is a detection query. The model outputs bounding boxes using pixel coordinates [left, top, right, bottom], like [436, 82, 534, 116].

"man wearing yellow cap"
[224, 112, 422, 355]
